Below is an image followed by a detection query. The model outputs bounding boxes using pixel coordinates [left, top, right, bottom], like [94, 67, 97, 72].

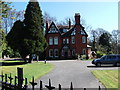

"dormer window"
[71, 30, 76, 35]
[48, 24, 58, 33]
[63, 29, 67, 33]
[81, 29, 85, 35]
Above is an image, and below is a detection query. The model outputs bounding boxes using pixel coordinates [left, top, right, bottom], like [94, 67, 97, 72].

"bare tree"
[111, 30, 120, 54]
[43, 11, 57, 24]
[2, 9, 24, 34]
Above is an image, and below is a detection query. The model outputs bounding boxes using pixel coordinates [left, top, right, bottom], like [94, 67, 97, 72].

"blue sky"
[11, 1, 118, 32]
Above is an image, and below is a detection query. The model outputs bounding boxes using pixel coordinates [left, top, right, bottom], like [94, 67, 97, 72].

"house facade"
[45, 13, 88, 59]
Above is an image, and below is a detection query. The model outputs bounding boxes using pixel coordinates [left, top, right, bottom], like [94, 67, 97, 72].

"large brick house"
[45, 13, 88, 59]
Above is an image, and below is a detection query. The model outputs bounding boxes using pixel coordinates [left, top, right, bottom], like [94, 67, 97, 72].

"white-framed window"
[54, 37, 58, 45]
[54, 49, 59, 57]
[63, 39, 66, 44]
[49, 37, 53, 45]
[82, 36, 86, 43]
[71, 36, 75, 44]
[49, 49, 53, 57]
[83, 48, 86, 55]
[72, 49, 75, 56]
[66, 39, 69, 44]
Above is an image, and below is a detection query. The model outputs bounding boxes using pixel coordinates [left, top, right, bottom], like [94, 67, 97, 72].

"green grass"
[0, 61, 54, 84]
[91, 70, 120, 89]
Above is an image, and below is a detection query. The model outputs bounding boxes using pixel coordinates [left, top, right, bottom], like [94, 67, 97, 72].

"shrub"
[96, 51, 105, 58]
[81, 55, 86, 60]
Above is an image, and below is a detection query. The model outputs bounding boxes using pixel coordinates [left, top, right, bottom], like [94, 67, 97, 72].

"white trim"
[49, 49, 53, 57]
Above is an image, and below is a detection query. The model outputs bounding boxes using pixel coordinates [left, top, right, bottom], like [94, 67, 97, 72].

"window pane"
[54, 37, 58, 45]
[82, 36, 86, 43]
[49, 37, 53, 45]
[63, 39, 65, 44]
[72, 37, 75, 44]
[49, 49, 53, 57]
[66, 39, 69, 44]
[72, 49, 75, 56]
[83, 49, 86, 55]
[54, 49, 59, 57]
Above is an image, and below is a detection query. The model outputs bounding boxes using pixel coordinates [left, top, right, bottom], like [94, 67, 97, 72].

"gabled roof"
[47, 22, 61, 35]
[62, 27, 75, 37]
[46, 22, 88, 37]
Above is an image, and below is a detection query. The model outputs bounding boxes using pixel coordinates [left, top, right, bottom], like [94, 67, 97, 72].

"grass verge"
[0, 61, 54, 85]
[91, 70, 119, 89]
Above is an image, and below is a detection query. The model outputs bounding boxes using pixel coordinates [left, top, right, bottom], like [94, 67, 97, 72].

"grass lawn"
[0, 61, 54, 85]
[91, 70, 120, 89]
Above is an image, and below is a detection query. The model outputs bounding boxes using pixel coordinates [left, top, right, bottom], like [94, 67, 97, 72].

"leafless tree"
[111, 30, 120, 54]
[2, 9, 24, 34]
[43, 11, 57, 24]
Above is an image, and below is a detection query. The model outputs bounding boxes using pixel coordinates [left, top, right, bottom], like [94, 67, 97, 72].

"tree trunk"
[28, 54, 32, 63]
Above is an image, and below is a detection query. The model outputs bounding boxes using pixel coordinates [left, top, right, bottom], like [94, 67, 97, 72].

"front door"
[65, 51, 68, 59]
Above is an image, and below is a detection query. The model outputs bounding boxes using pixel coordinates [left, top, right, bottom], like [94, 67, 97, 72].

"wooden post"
[17, 67, 23, 89]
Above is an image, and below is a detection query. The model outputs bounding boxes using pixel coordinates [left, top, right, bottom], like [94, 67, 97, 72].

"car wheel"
[96, 63, 101, 67]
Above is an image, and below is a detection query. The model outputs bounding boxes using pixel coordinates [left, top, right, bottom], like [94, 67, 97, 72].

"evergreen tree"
[6, 20, 24, 58]
[99, 33, 112, 54]
[6, 0, 47, 62]
[24, 0, 47, 62]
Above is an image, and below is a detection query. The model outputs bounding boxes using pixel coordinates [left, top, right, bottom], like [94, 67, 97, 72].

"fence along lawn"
[0, 61, 54, 84]
[92, 70, 119, 88]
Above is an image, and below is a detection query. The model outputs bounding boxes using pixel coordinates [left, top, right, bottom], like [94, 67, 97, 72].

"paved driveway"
[34, 60, 118, 88]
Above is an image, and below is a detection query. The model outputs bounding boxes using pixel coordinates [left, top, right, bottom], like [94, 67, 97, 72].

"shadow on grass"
[0, 59, 28, 66]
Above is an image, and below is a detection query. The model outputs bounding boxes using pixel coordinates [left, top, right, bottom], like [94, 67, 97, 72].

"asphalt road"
[31, 60, 118, 89]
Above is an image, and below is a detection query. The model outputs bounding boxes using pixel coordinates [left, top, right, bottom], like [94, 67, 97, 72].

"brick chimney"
[69, 18, 71, 29]
[75, 13, 80, 25]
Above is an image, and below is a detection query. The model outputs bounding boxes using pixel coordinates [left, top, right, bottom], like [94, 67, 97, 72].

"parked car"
[92, 54, 120, 66]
